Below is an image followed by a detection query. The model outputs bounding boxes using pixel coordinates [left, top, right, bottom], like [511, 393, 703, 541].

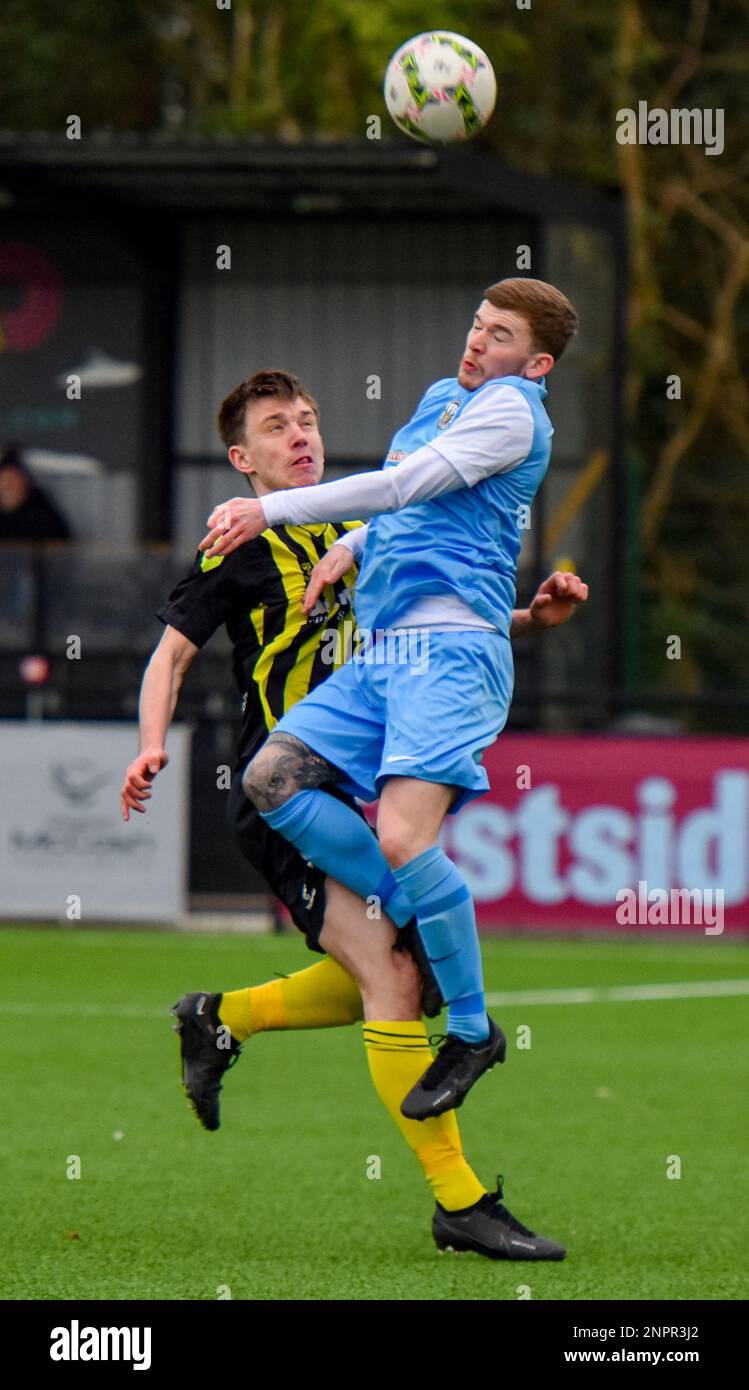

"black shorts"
[227, 775, 363, 954]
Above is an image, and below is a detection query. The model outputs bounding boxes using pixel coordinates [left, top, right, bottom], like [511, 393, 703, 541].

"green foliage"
[0, 0, 164, 129]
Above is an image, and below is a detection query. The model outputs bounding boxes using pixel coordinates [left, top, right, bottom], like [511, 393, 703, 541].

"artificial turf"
[1, 926, 746, 1301]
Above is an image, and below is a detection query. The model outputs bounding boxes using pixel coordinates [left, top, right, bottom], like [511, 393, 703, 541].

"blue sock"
[392, 846, 489, 1043]
[261, 790, 414, 928]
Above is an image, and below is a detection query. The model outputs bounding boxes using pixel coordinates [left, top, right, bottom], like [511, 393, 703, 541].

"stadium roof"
[0, 134, 622, 227]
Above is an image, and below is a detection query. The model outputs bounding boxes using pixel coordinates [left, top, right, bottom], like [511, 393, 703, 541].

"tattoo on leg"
[243, 732, 342, 812]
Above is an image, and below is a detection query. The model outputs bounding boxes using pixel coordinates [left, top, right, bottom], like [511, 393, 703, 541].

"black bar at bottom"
[4, 1297, 743, 1374]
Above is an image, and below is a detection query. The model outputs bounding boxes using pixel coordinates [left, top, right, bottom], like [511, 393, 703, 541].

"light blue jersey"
[354, 374, 553, 637]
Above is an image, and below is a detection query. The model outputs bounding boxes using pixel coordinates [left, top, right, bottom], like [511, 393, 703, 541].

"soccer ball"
[383, 31, 497, 145]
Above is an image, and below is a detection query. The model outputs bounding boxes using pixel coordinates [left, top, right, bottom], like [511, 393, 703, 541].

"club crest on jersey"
[437, 400, 461, 430]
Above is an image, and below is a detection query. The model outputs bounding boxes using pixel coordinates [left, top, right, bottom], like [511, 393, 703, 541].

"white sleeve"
[429, 384, 536, 487]
[260, 446, 465, 526]
[330, 522, 370, 559]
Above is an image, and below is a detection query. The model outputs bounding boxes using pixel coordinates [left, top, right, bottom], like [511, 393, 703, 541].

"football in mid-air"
[384, 31, 497, 145]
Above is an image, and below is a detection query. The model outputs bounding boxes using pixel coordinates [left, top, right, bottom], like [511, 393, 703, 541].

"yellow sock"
[363, 1020, 486, 1211]
[219, 957, 363, 1043]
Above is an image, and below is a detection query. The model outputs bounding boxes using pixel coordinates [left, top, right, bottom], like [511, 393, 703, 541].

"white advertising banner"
[0, 722, 190, 923]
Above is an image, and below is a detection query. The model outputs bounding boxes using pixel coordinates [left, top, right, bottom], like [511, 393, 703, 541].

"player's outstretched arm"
[510, 571, 589, 638]
[199, 387, 536, 559]
[199, 446, 465, 559]
[120, 625, 198, 821]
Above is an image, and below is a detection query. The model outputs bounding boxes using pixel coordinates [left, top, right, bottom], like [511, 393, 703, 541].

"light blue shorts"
[271, 629, 514, 813]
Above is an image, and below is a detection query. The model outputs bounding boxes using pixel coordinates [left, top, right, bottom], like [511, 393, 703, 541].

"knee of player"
[377, 826, 412, 868]
[242, 748, 281, 811]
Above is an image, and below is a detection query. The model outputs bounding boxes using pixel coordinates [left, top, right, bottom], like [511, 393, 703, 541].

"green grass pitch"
[1, 926, 747, 1301]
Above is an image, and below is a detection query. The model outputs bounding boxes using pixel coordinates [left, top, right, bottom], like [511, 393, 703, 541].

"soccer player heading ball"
[128, 277, 584, 1262]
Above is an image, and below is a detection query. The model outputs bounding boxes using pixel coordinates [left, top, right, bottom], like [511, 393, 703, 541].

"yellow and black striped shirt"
[157, 521, 362, 763]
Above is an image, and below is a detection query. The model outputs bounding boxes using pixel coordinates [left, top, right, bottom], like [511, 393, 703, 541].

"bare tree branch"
[654, 0, 711, 110]
[641, 228, 749, 551]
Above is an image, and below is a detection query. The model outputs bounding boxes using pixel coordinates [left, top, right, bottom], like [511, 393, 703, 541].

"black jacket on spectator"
[0, 485, 71, 542]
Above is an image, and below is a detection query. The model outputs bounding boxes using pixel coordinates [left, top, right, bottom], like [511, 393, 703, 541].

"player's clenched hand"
[302, 543, 354, 614]
[199, 498, 267, 559]
[120, 748, 169, 822]
[529, 571, 589, 629]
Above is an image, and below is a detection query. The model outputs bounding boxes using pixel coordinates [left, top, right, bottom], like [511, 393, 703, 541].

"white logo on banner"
[0, 723, 190, 922]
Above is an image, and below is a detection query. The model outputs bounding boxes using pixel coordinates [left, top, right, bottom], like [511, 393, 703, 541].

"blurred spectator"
[0, 445, 71, 542]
